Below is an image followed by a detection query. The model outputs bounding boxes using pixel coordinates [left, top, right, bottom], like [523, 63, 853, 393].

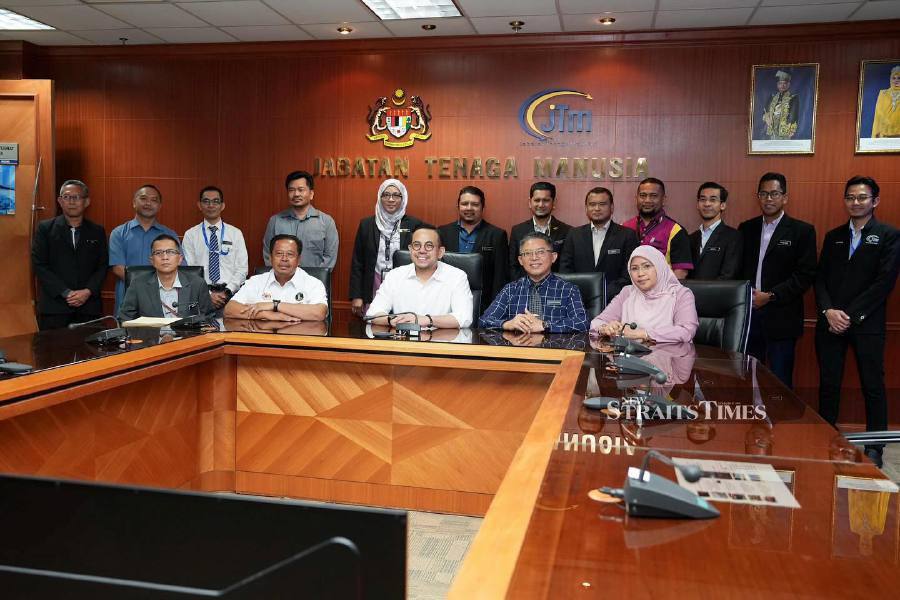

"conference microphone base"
[85, 328, 128, 346]
[624, 472, 719, 520]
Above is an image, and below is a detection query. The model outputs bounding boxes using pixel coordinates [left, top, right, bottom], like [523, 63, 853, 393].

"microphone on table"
[0, 347, 33, 375]
[612, 322, 652, 355]
[68, 315, 127, 345]
[363, 312, 421, 336]
[597, 450, 718, 519]
[68, 315, 119, 329]
[171, 302, 206, 330]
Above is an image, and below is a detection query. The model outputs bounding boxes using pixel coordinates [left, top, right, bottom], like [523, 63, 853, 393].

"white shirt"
[232, 268, 328, 309]
[755, 212, 784, 290]
[182, 219, 249, 294]
[848, 220, 863, 259]
[699, 218, 722, 252]
[591, 220, 611, 265]
[533, 216, 552, 235]
[158, 274, 182, 317]
[365, 261, 474, 328]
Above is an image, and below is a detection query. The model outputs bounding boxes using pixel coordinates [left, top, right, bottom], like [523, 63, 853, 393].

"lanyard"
[201, 222, 230, 256]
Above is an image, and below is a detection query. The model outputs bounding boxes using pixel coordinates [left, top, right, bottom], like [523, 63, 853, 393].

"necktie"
[209, 225, 221, 284]
[527, 282, 543, 319]
[71, 227, 79, 250]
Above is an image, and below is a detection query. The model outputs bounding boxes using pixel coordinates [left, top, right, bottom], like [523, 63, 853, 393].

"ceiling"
[1, 0, 899, 46]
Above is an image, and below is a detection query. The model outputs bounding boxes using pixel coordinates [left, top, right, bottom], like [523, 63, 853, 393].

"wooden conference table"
[0, 321, 895, 598]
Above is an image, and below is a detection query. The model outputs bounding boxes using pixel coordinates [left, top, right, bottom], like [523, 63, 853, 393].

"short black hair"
[518, 231, 553, 253]
[585, 186, 613, 204]
[638, 177, 666, 196]
[150, 233, 180, 251]
[758, 172, 787, 194]
[845, 175, 879, 199]
[411, 224, 444, 247]
[269, 234, 302, 255]
[285, 170, 314, 190]
[136, 184, 163, 201]
[457, 185, 485, 207]
[59, 179, 89, 198]
[529, 181, 556, 199]
[199, 185, 224, 202]
[697, 182, 728, 203]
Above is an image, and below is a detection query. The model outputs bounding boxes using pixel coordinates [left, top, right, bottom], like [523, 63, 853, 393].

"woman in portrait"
[872, 65, 900, 138]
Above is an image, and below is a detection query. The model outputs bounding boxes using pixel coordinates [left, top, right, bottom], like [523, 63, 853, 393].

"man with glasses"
[508, 181, 571, 280]
[622, 177, 693, 278]
[688, 182, 743, 280]
[118, 234, 215, 322]
[182, 186, 248, 312]
[109, 184, 181, 312]
[32, 180, 108, 330]
[815, 176, 899, 467]
[225, 234, 328, 322]
[262, 170, 338, 269]
[480, 232, 588, 335]
[365, 226, 473, 329]
[739, 172, 817, 389]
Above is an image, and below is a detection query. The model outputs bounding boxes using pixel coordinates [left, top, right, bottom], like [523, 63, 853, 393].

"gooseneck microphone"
[171, 302, 205, 330]
[68, 315, 120, 329]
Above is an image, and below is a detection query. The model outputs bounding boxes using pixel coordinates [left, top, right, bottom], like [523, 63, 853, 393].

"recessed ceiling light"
[0, 8, 54, 31]
[421, 24, 436, 31]
[598, 16, 616, 26]
[362, 0, 461, 21]
[337, 25, 353, 35]
[509, 20, 525, 32]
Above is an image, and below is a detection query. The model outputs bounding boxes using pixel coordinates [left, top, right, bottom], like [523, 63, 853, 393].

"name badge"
[707, 246, 721, 252]
[482, 246, 494, 251]
[865, 235, 880, 245]
[262, 292, 272, 300]
[777, 239, 792, 247]
[547, 300, 562, 307]
[295, 292, 305, 301]
[222, 240, 233, 246]
[607, 248, 621, 255]
[398, 228, 410, 234]
[835, 240, 845, 245]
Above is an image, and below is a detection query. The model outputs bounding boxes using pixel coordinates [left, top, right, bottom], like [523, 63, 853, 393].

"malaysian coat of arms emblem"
[367, 88, 432, 148]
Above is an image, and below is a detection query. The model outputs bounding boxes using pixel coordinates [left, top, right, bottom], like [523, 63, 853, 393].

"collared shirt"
[699, 219, 722, 252]
[183, 219, 249, 294]
[456, 220, 483, 254]
[231, 268, 328, 309]
[109, 218, 182, 310]
[479, 273, 588, 333]
[158, 274, 182, 318]
[532, 216, 553, 235]
[848, 219, 863, 259]
[623, 212, 693, 272]
[365, 261, 474, 328]
[262, 206, 339, 269]
[591, 220, 611, 265]
[755, 211, 784, 290]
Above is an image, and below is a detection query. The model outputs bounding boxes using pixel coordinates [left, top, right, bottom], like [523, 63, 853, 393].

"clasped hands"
[502, 309, 545, 334]
[65, 289, 91, 307]
[824, 308, 851, 335]
[595, 320, 650, 342]
[239, 302, 301, 322]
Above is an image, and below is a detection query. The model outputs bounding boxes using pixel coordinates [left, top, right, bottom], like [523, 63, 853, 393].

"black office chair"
[252, 266, 333, 318]
[556, 272, 607, 317]
[392, 251, 483, 324]
[681, 280, 752, 354]
[124, 265, 205, 292]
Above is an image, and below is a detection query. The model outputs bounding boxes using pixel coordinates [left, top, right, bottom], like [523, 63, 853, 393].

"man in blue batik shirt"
[480, 232, 588, 333]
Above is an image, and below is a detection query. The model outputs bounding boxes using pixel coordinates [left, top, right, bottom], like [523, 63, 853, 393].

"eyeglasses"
[629, 263, 655, 274]
[844, 194, 873, 203]
[272, 251, 298, 259]
[410, 241, 436, 251]
[151, 249, 181, 257]
[519, 249, 551, 259]
[380, 192, 403, 200]
[757, 191, 784, 200]
[200, 198, 223, 205]
[59, 194, 82, 202]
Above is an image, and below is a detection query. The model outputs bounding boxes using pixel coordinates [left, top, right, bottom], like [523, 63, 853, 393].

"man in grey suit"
[118, 234, 216, 321]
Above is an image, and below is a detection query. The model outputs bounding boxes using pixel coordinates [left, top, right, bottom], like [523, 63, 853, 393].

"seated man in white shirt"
[365, 226, 473, 329]
[224, 234, 327, 321]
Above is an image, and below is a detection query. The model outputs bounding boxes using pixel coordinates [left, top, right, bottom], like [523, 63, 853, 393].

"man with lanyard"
[262, 170, 338, 270]
[480, 232, 588, 338]
[182, 186, 248, 314]
[815, 176, 899, 467]
[622, 177, 693, 278]
[109, 184, 182, 312]
[508, 181, 571, 280]
[225, 234, 328, 322]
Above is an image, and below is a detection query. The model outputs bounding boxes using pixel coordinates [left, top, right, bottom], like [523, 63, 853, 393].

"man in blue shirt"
[108, 184, 182, 310]
[480, 232, 588, 334]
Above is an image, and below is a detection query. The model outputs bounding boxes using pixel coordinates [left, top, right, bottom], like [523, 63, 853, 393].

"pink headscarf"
[622, 245, 683, 333]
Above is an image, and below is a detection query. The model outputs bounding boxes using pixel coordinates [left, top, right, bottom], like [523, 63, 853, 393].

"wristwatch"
[272, 299, 281, 312]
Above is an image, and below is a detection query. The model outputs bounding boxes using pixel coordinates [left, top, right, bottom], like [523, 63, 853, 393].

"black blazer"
[815, 218, 899, 335]
[508, 217, 571, 280]
[738, 214, 817, 339]
[437, 220, 509, 312]
[559, 221, 639, 301]
[117, 271, 216, 322]
[349, 214, 425, 304]
[688, 223, 743, 280]
[31, 215, 108, 316]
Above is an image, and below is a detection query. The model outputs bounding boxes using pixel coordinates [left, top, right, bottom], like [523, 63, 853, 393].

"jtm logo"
[519, 89, 593, 141]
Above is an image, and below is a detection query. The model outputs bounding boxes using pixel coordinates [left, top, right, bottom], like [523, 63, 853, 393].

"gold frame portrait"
[855, 59, 900, 154]
[748, 63, 819, 155]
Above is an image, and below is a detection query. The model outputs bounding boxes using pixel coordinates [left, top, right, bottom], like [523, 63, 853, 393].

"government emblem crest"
[367, 88, 432, 148]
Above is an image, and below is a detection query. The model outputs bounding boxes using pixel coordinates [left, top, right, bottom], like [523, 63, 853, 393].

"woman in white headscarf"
[350, 179, 426, 317]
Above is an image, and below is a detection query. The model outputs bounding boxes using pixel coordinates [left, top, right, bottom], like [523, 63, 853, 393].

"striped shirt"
[479, 273, 588, 332]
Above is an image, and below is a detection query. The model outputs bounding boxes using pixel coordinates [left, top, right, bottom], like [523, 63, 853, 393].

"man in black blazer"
[438, 185, 509, 313]
[688, 182, 743, 280]
[559, 187, 639, 301]
[739, 172, 817, 389]
[31, 179, 108, 330]
[815, 176, 899, 467]
[508, 181, 571, 280]
[118, 234, 216, 322]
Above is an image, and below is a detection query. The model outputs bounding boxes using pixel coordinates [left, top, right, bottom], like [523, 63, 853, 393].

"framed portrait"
[749, 63, 819, 154]
[856, 59, 900, 153]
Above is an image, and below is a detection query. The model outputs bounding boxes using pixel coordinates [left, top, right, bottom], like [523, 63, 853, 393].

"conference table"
[0, 321, 896, 598]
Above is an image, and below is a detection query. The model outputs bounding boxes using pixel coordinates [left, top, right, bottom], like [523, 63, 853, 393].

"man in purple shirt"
[622, 177, 694, 278]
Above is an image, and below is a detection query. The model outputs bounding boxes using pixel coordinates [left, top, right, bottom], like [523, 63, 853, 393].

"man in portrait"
[762, 70, 799, 140]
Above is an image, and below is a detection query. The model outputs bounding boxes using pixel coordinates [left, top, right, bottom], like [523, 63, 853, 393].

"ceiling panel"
[76, 27, 165, 45]
[221, 24, 314, 41]
[262, 0, 377, 24]
[659, 0, 757, 7]
[852, 0, 900, 20]
[751, 3, 860, 24]
[455, 0, 558, 18]
[12, 5, 131, 31]
[562, 11, 655, 32]
[0, 30, 90, 44]
[94, 3, 208, 28]
[559, 0, 658, 14]
[302, 20, 393, 39]
[470, 15, 562, 35]
[175, 1, 289, 27]
[381, 17, 476, 37]
[145, 26, 237, 43]
[655, 7, 755, 28]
